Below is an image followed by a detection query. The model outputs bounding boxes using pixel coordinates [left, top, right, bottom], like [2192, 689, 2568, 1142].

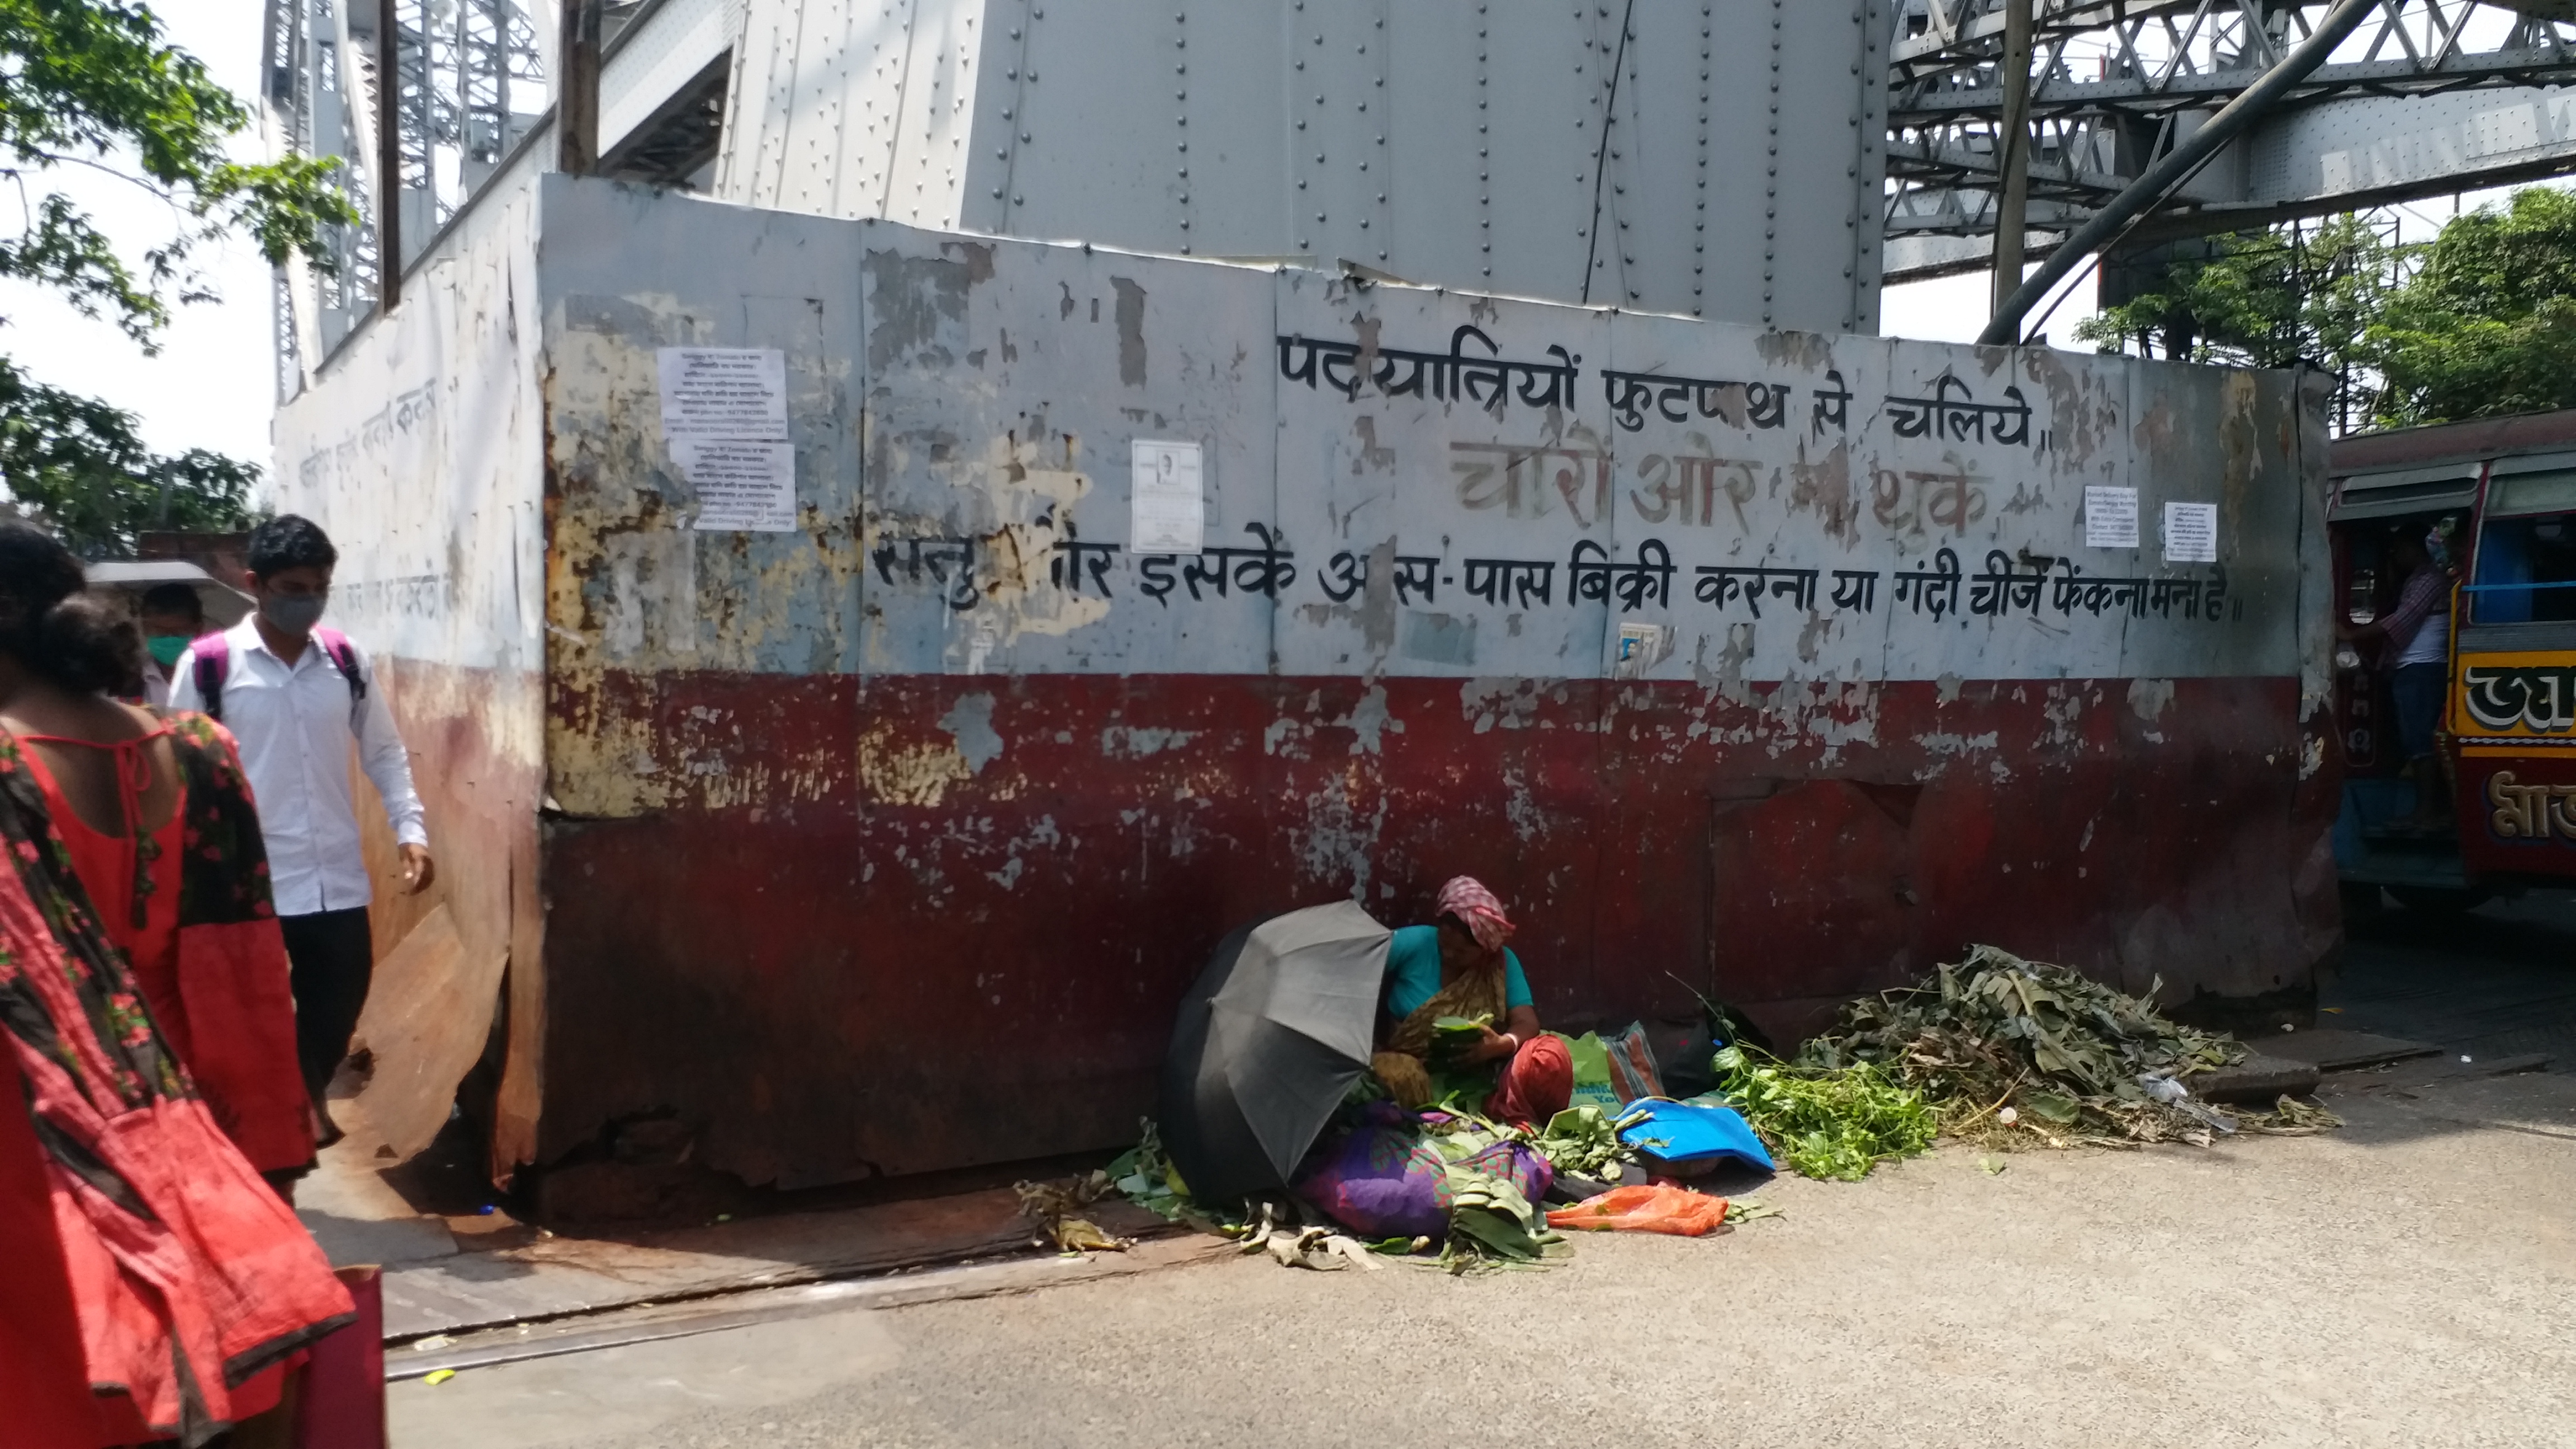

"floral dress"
[10, 713, 311, 1174]
[0, 723, 350, 1445]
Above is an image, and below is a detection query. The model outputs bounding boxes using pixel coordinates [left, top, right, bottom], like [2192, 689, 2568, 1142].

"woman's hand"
[1472, 1025, 1521, 1064]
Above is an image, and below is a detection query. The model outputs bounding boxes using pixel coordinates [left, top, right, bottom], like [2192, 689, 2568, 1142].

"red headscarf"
[1436, 876, 1514, 954]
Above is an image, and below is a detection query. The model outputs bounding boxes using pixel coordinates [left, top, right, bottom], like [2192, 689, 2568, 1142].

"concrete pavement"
[392, 1067, 2576, 1448]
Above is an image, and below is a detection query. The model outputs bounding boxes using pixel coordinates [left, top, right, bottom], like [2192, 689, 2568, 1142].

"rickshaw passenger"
[2342, 528, 2451, 832]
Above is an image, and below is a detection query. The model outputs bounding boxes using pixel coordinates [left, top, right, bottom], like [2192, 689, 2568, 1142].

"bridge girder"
[1884, 0, 2576, 282]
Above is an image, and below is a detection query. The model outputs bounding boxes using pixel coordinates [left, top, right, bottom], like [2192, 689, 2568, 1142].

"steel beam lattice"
[1886, 1, 2576, 278]
[264, 0, 546, 382]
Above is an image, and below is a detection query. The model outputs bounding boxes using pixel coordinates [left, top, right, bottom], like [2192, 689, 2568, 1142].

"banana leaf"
[1428, 1014, 1493, 1071]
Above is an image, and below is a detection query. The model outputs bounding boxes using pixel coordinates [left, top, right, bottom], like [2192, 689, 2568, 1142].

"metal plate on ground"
[2255, 1029, 2444, 1071]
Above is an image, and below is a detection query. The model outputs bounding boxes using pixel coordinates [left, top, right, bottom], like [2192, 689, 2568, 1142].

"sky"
[6, 3, 2560, 493]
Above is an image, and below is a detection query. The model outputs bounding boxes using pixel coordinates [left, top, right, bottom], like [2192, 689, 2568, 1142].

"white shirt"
[2389, 566, 2453, 668]
[168, 618, 429, 916]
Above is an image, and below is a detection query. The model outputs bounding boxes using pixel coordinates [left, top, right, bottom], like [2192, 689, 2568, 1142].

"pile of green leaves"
[1516, 1104, 1637, 1181]
[1104, 1115, 1570, 1273]
[1800, 944, 2249, 1145]
[1711, 1045, 1936, 1182]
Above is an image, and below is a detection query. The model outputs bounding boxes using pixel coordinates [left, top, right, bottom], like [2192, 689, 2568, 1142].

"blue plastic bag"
[1617, 1097, 1775, 1175]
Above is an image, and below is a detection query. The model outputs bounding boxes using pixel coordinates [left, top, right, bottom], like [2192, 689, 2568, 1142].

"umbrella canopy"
[1158, 901, 1391, 1206]
[84, 561, 255, 628]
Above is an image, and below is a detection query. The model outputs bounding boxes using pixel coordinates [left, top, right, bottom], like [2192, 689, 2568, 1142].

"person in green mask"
[136, 581, 207, 708]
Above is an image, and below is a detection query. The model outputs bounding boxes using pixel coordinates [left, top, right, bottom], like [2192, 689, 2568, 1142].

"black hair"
[139, 582, 205, 621]
[247, 514, 339, 579]
[0, 521, 143, 694]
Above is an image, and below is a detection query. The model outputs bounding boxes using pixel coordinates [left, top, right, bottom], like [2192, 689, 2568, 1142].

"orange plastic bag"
[1545, 1184, 1730, 1237]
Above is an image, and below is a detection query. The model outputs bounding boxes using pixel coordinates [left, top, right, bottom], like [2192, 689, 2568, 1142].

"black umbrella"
[1158, 901, 1391, 1205]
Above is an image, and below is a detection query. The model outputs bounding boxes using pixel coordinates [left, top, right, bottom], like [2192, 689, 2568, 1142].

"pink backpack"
[187, 627, 367, 730]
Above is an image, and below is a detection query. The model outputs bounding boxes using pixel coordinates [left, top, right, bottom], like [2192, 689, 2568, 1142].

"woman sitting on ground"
[1369, 877, 1574, 1128]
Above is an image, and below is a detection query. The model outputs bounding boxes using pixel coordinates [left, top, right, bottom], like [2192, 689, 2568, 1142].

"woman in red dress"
[0, 522, 351, 1444]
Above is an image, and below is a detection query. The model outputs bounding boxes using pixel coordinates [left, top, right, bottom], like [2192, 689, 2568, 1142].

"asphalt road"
[2331, 888, 2576, 1069]
[394, 1064, 2576, 1448]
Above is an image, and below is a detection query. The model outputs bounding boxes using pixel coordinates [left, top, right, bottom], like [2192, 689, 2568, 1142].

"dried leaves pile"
[1797, 943, 2338, 1150]
[1013, 1171, 1132, 1254]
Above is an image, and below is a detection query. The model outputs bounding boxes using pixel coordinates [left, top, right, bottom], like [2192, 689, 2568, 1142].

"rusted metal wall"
[269, 177, 552, 1180]
[531, 177, 2334, 1188]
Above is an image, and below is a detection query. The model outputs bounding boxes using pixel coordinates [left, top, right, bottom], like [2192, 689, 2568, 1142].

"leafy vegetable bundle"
[1710, 1046, 1936, 1181]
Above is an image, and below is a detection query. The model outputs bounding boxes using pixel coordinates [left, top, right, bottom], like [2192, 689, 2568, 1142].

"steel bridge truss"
[263, 0, 548, 391]
[251, 0, 2576, 370]
[1885, 0, 2576, 278]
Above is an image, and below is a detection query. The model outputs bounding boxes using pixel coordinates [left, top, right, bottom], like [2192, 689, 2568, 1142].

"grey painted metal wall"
[710, 0, 1891, 334]
[525, 179, 2319, 695]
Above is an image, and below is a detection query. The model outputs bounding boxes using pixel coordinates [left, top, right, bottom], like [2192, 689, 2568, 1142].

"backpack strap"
[312, 627, 368, 732]
[187, 637, 233, 725]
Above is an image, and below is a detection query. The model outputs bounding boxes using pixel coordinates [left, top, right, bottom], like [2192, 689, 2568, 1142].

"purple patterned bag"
[1292, 1101, 1555, 1238]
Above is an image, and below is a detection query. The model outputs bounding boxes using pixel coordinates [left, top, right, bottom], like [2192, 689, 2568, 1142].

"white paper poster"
[1612, 621, 1671, 680]
[658, 347, 794, 531]
[670, 438, 798, 532]
[2162, 501, 2219, 564]
[1130, 439, 1205, 555]
[2083, 486, 2141, 550]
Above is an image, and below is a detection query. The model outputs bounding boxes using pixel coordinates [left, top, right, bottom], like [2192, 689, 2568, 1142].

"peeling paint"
[430, 182, 2336, 1191]
[1101, 725, 1197, 757]
[1459, 677, 1545, 733]
[1337, 684, 1404, 755]
[2127, 678, 2176, 722]
[937, 693, 1003, 773]
[1111, 277, 1147, 386]
[859, 730, 972, 806]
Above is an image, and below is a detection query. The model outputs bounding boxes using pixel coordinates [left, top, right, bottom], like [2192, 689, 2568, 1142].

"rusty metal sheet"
[260, 175, 2342, 1191]
[533, 669, 2327, 1185]
[518, 178, 2334, 1186]
[337, 903, 475, 1163]
[269, 179, 552, 1183]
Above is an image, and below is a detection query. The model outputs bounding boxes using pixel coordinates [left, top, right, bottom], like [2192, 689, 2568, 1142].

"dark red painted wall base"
[539, 671, 2333, 1188]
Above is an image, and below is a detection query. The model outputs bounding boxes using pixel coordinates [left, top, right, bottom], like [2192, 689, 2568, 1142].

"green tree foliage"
[2075, 187, 2576, 433]
[0, 0, 355, 555]
[2073, 214, 2399, 376]
[2368, 187, 2576, 428]
[0, 357, 259, 555]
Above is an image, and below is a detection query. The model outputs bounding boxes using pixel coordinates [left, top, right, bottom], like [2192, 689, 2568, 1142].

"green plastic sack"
[1553, 1031, 1621, 1112]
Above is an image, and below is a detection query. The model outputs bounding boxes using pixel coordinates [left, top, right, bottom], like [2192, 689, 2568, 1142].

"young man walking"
[171, 515, 435, 1140]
